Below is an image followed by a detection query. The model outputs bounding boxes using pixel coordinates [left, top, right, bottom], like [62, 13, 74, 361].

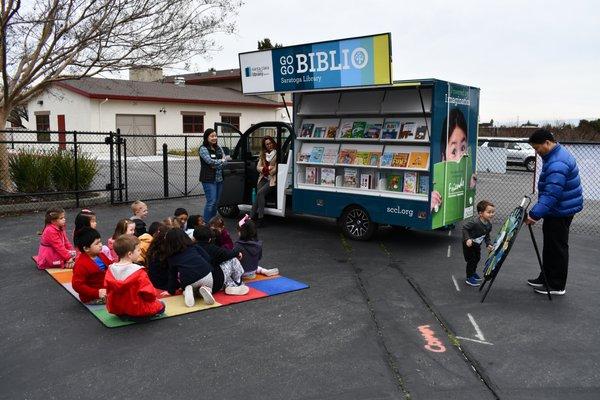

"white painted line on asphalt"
[448, 230, 452, 236]
[447, 245, 452, 258]
[455, 336, 493, 346]
[467, 313, 486, 342]
[451, 275, 461, 291]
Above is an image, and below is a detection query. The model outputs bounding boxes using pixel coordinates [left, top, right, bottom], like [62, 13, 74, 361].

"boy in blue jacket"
[525, 129, 583, 295]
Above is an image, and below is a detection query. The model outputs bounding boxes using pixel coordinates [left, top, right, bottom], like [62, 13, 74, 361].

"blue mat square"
[247, 276, 309, 295]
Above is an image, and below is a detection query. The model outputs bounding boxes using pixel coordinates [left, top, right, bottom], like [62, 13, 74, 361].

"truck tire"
[339, 205, 377, 241]
[218, 205, 240, 219]
[525, 157, 536, 172]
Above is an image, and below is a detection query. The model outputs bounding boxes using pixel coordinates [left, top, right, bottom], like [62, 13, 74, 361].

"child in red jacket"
[72, 227, 111, 304]
[35, 207, 76, 269]
[105, 234, 165, 319]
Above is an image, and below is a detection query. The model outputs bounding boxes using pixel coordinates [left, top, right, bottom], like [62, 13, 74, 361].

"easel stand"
[527, 224, 552, 301]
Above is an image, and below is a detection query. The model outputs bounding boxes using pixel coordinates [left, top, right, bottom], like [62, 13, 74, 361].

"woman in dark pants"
[199, 128, 226, 222]
[252, 136, 277, 227]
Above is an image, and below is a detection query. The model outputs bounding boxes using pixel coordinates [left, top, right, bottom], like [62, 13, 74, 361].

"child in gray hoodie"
[234, 215, 279, 279]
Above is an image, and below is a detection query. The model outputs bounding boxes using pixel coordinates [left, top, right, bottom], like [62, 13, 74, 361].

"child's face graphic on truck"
[445, 126, 467, 162]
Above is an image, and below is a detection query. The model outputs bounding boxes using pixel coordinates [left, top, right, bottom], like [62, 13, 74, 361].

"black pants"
[540, 215, 573, 290]
[463, 243, 481, 278]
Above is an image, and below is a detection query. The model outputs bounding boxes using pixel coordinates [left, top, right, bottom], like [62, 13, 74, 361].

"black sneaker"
[534, 287, 566, 296]
[527, 277, 545, 288]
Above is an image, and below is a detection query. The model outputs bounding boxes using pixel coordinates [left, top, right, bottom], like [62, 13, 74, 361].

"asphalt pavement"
[1, 197, 599, 399]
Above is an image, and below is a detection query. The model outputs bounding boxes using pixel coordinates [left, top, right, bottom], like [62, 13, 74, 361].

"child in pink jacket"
[35, 207, 76, 269]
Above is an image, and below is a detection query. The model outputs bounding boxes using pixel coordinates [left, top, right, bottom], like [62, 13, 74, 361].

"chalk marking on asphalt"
[467, 313, 486, 342]
[417, 325, 446, 353]
[455, 336, 493, 346]
[451, 275, 461, 291]
[447, 245, 452, 258]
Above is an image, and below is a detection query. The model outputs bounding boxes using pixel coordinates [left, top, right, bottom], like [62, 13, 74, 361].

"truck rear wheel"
[218, 205, 240, 219]
[339, 205, 377, 241]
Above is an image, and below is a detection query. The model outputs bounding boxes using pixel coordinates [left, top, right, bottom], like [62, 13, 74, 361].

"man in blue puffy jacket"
[525, 129, 583, 295]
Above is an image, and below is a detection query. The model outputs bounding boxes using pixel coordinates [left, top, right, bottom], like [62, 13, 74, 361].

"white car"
[478, 137, 537, 171]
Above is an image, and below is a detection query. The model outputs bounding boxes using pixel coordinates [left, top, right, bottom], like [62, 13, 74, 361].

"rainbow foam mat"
[45, 268, 309, 328]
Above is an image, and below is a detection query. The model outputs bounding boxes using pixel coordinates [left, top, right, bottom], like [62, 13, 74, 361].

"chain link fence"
[475, 138, 599, 236]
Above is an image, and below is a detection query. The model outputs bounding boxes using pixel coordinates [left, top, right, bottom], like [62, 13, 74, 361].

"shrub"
[50, 149, 99, 191]
[8, 148, 54, 193]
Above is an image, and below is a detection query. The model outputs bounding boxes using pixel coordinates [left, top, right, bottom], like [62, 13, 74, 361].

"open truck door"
[216, 121, 294, 219]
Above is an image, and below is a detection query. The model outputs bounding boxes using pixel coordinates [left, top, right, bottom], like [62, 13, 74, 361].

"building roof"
[164, 69, 241, 84]
[55, 77, 280, 108]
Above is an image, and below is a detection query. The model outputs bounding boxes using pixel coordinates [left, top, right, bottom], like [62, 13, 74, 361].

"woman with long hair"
[199, 128, 226, 222]
[251, 136, 277, 227]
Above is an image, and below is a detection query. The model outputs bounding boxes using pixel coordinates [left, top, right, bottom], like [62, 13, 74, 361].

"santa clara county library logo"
[244, 65, 271, 78]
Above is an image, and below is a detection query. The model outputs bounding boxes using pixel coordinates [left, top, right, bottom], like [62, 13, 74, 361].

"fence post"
[163, 143, 169, 198]
[73, 131, 80, 208]
[108, 131, 115, 205]
[184, 136, 188, 196]
[116, 128, 123, 202]
[123, 138, 129, 202]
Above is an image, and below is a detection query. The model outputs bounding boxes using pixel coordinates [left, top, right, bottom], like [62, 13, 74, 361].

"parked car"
[478, 137, 537, 171]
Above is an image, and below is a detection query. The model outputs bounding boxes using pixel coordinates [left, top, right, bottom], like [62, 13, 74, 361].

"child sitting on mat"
[104, 234, 165, 319]
[138, 221, 160, 266]
[72, 227, 111, 304]
[462, 200, 495, 287]
[209, 215, 234, 250]
[107, 219, 136, 262]
[146, 223, 171, 291]
[130, 200, 149, 237]
[234, 215, 278, 279]
[35, 207, 76, 269]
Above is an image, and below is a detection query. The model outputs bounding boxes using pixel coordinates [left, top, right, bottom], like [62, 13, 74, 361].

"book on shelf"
[338, 121, 354, 138]
[300, 123, 314, 138]
[321, 147, 338, 164]
[297, 147, 311, 162]
[417, 173, 429, 194]
[399, 122, 416, 139]
[403, 171, 417, 193]
[312, 126, 326, 138]
[337, 149, 357, 165]
[407, 152, 429, 169]
[325, 125, 338, 138]
[391, 152, 410, 168]
[343, 168, 358, 188]
[360, 171, 375, 189]
[386, 174, 403, 192]
[380, 153, 393, 167]
[414, 125, 428, 140]
[308, 146, 325, 163]
[351, 121, 367, 138]
[381, 121, 401, 140]
[320, 167, 336, 186]
[364, 123, 382, 139]
[355, 151, 371, 166]
[369, 152, 381, 166]
[305, 167, 318, 185]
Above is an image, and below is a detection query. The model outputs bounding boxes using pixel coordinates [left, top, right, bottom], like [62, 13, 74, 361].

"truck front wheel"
[339, 206, 377, 241]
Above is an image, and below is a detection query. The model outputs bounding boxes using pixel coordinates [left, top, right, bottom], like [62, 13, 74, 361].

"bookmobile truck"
[215, 33, 480, 240]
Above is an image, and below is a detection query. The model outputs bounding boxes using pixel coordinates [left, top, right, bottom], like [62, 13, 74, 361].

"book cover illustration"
[369, 152, 381, 166]
[391, 152, 409, 168]
[431, 156, 473, 229]
[407, 152, 430, 169]
[415, 125, 428, 140]
[355, 151, 371, 166]
[325, 125, 338, 138]
[300, 123, 314, 138]
[403, 171, 417, 193]
[386, 174, 403, 192]
[364, 123, 382, 139]
[381, 121, 401, 140]
[305, 167, 318, 185]
[360, 173, 372, 189]
[417, 174, 429, 194]
[338, 122, 354, 138]
[343, 168, 358, 188]
[380, 153, 394, 167]
[297, 145, 311, 162]
[312, 126, 326, 138]
[351, 121, 367, 138]
[337, 149, 357, 165]
[320, 167, 336, 186]
[321, 147, 338, 164]
[308, 146, 325, 163]
[399, 122, 416, 139]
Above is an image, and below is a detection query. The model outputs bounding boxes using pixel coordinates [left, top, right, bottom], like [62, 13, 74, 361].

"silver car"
[478, 137, 537, 171]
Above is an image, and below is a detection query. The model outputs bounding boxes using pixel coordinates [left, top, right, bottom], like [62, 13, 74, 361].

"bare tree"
[0, 0, 242, 191]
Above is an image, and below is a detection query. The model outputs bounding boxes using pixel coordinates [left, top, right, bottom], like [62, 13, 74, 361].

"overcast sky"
[165, 0, 599, 124]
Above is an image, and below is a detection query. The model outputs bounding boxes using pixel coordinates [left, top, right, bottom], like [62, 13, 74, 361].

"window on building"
[36, 114, 50, 142]
[221, 115, 240, 131]
[182, 115, 204, 133]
